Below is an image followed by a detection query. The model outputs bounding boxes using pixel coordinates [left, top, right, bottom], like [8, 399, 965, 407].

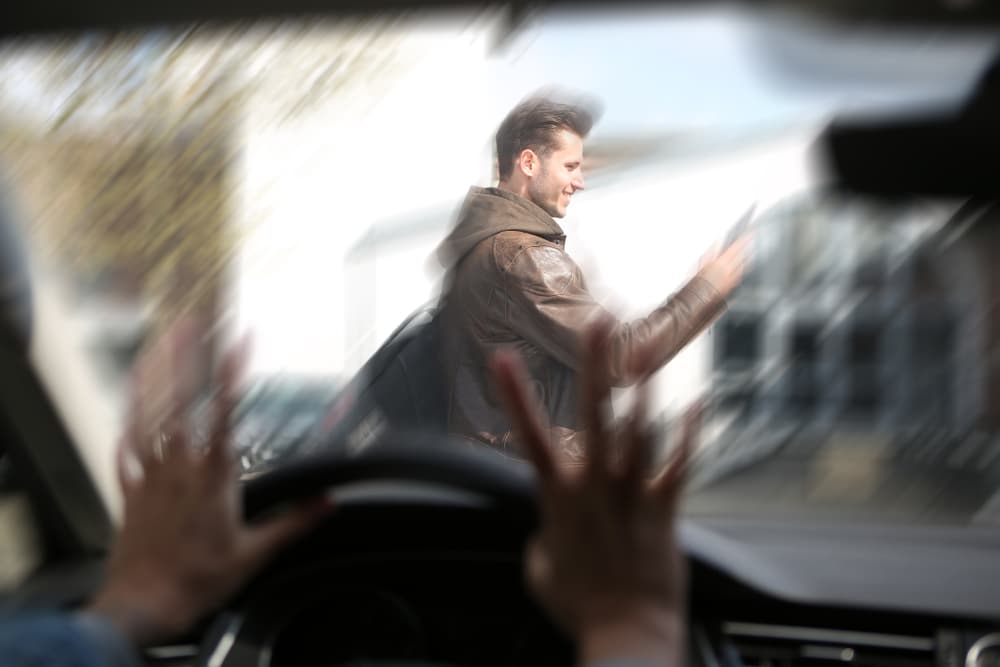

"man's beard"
[528, 180, 563, 219]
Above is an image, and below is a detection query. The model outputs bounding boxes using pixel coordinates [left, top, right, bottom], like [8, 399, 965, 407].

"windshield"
[2, 6, 999, 525]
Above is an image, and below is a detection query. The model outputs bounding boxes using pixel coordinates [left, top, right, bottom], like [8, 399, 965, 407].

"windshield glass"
[2, 6, 999, 524]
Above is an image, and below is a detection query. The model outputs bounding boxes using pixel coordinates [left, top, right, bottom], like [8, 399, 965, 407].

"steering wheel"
[242, 431, 538, 519]
[197, 432, 541, 667]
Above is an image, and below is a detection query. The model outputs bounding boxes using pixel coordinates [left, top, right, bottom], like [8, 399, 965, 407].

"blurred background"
[2, 4, 999, 526]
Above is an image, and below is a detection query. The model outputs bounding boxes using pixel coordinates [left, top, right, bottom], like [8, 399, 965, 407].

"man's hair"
[495, 95, 597, 181]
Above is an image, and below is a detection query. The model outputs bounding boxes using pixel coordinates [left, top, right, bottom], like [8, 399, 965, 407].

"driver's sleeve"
[0, 612, 141, 667]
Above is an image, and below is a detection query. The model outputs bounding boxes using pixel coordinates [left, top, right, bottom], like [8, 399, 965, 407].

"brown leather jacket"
[438, 186, 726, 461]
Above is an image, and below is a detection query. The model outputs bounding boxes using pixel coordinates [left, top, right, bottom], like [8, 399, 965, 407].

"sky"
[486, 5, 997, 137]
[488, 7, 795, 134]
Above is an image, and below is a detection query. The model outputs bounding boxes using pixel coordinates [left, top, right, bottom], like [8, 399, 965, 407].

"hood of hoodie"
[436, 186, 566, 268]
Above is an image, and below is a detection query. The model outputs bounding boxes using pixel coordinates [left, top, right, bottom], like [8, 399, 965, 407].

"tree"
[0, 16, 442, 388]
[0, 18, 418, 321]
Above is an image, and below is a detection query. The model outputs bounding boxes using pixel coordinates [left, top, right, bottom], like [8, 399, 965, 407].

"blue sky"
[486, 6, 998, 138]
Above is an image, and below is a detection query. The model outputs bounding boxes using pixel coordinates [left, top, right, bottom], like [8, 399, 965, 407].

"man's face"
[526, 129, 585, 219]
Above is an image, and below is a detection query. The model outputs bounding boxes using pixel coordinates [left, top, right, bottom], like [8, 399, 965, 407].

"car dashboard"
[130, 483, 1000, 667]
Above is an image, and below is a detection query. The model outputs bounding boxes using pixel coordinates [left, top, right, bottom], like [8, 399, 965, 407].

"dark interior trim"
[4, 1, 1000, 40]
[0, 328, 111, 560]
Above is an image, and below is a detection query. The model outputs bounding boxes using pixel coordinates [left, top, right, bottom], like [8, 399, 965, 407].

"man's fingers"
[580, 317, 614, 477]
[725, 234, 752, 264]
[724, 234, 753, 279]
[732, 232, 752, 251]
[243, 496, 334, 572]
[699, 241, 722, 266]
[490, 349, 556, 481]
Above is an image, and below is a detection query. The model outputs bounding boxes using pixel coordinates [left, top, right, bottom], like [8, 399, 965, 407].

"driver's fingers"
[619, 381, 653, 488]
[166, 317, 199, 431]
[580, 317, 614, 479]
[241, 496, 334, 572]
[132, 325, 183, 464]
[158, 415, 191, 465]
[491, 349, 557, 482]
[125, 363, 158, 470]
[620, 336, 659, 482]
[524, 536, 553, 604]
[207, 336, 250, 470]
[649, 402, 700, 507]
[116, 431, 145, 497]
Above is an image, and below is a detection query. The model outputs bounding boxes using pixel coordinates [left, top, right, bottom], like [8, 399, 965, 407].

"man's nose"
[572, 172, 585, 192]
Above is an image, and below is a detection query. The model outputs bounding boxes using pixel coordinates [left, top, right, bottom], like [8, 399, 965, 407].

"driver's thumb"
[524, 536, 553, 603]
[244, 496, 335, 570]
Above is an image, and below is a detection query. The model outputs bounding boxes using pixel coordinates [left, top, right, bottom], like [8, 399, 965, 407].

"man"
[437, 95, 748, 461]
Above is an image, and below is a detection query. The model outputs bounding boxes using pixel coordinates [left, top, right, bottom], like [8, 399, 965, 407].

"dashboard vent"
[714, 622, 936, 667]
[143, 643, 198, 667]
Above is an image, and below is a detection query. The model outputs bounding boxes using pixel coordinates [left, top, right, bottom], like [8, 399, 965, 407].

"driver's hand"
[87, 319, 333, 647]
[491, 318, 697, 667]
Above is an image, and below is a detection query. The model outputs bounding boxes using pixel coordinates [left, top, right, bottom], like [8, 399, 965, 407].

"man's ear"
[517, 149, 538, 178]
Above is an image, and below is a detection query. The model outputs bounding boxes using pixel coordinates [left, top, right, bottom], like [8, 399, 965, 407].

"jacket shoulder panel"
[492, 233, 576, 296]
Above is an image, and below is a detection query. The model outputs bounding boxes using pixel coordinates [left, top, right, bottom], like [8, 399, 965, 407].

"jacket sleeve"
[505, 245, 726, 386]
[0, 612, 142, 667]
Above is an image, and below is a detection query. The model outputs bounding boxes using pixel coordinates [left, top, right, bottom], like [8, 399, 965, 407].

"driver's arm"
[0, 612, 140, 667]
[492, 318, 694, 667]
[84, 319, 332, 648]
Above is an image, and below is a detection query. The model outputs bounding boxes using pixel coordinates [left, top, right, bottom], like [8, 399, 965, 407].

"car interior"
[1, 2, 1000, 666]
